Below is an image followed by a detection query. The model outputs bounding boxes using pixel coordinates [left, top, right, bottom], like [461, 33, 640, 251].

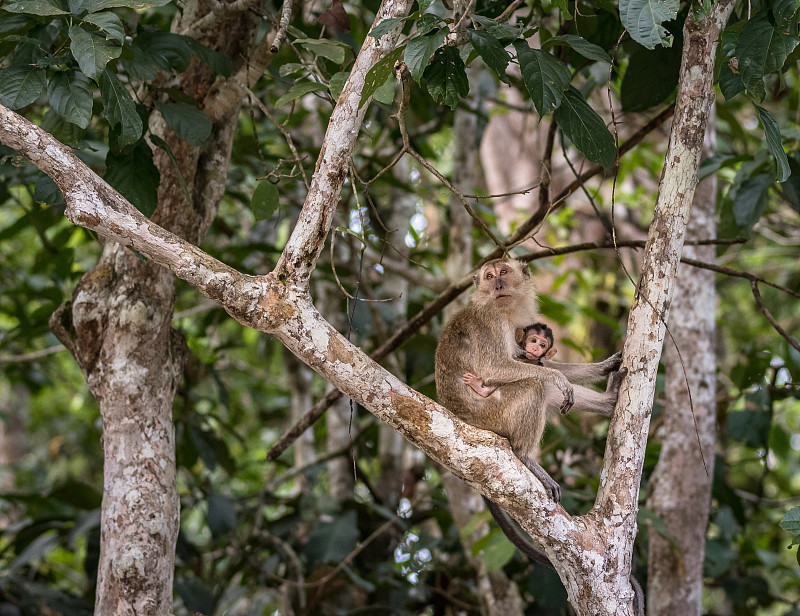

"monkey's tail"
[483, 497, 644, 616]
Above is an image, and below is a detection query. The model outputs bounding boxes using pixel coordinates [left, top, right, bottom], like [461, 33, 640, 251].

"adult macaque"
[462, 322, 557, 397]
[435, 258, 626, 501]
[434, 257, 641, 614]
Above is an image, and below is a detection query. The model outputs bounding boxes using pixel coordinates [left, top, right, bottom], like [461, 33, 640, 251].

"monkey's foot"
[601, 351, 623, 374]
[559, 384, 574, 415]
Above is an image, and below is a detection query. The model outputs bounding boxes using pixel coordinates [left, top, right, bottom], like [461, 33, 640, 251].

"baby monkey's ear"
[514, 328, 525, 345]
[545, 348, 557, 360]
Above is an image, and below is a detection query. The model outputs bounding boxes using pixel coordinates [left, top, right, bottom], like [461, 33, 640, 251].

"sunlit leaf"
[405, 27, 448, 83]
[619, 0, 678, 49]
[359, 44, 404, 109]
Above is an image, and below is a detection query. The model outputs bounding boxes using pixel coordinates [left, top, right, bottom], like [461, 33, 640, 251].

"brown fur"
[435, 258, 626, 500]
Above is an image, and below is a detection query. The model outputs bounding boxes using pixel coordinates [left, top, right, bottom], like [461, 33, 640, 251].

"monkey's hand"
[600, 351, 623, 375]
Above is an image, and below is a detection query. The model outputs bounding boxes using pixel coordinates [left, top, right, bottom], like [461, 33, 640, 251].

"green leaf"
[359, 44, 404, 109]
[69, 0, 172, 12]
[155, 102, 211, 146]
[554, 86, 616, 167]
[416, 13, 443, 35]
[0, 65, 47, 109]
[82, 11, 125, 44]
[620, 35, 681, 111]
[296, 38, 349, 65]
[47, 71, 93, 128]
[697, 153, 750, 181]
[753, 104, 790, 182]
[470, 15, 522, 45]
[207, 492, 237, 539]
[467, 28, 511, 83]
[513, 40, 571, 115]
[718, 62, 745, 101]
[781, 507, 800, 537]
[328, 70, 349, 101]
[250, 181, 280, 221]
[274, 81, 328, 107]
[619, 0, 678, 49]
[373, 72, 396, 104]
[134, 30, 193, 72]
[475, 529, 515, 572]
[423, 45, 469, 109]
[187, 39, 232, 77]
[736, 13, 799, 100]
[99, 69, 142, 147]
[732, 173, 771, 230]
[772, 0, 800, 28]
[780, 152, 800, 213]
[2, 0, 68, 15]
[405, 27, 448, 83]
[368, 16, 404, 41]
[544, 34, 613, 64]
[69, 25, 122, 80]
[104, 140, 160, 217]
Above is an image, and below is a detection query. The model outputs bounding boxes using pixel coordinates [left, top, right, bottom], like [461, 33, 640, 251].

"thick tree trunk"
[646, 112, 717, 614]
[45, 1, 263, 612]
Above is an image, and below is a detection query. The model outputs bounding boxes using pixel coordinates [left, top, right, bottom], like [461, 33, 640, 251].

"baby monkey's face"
[523, 332, 551, 360]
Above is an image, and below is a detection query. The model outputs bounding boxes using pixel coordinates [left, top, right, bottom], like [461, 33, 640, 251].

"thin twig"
[750, 280, 800, 352]
[270, 0, 294, 53]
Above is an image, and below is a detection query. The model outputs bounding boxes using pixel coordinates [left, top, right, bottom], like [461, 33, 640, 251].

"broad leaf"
[619, 0, 678, 49]
[296, 38, 350, 65]
[772, 0, 800, 28]
[405, 27, 448, 83]
[103, 140, 160, 217]
[328, 70, 349, 101]
[69, 0, 172, 12]
[373, 72, 396, 104]
[134, 30, 193, 72]
[754, 104, 790, 182]
[155, 102, 212, 146]
[99, 69, 142, 147]
[3, 0, 68, 15]
[467, 28, 511, 83]
[207, 492, 237, 539]
[186, 39, 232, 77]
[423, 45, 469, 110]
[736, 13, 798, 100]
[470, 15, 522, 45]
[250, 181, 280, 221]
[781, 507, 800, 537]
[780, 153, 800, 214]
[718, 62, 745, 101]
[274, 81, 328, 107]
[620, 35, 681, 111]
[554, 86, 616, 168]
[0, 65, 47, 109]
[69, 25, 122, 79]
[368, 16, 404, 41]
[359, 45, 404, 109]
[544, 34, 613, 64]
[82, 11, 125, 44]
[733, 173, 771, 230]
[47, 71, 93, 128]
[513, 40, 571, 115]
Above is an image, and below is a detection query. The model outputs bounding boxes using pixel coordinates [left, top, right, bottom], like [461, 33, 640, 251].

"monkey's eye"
[500, 269, 507, 275]
[486, 273, 493, 279]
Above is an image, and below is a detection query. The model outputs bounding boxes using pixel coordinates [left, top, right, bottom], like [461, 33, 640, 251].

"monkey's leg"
[546, 368, 627, 416]
[544, 351, 622, 385]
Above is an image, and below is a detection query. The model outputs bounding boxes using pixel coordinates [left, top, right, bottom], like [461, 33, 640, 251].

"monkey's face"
[478, 260, 526, 303]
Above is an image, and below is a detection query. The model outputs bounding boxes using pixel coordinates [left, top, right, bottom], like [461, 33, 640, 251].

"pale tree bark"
[646, 110, 718, 614]
[43, 1, 267, 612]
[442, 63, 524, 616]
[0, 0, 734, 613]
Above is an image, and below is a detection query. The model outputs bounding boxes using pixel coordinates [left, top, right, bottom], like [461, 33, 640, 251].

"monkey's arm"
[543, 351, 621, 384]
[477, 360, 574, 413]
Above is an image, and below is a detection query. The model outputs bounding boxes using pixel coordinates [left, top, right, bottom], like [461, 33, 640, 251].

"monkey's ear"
[514, 328, 525, 345]
[472, 273, 479, 287]
[520, 262, 531, 278]
[545, 348, 557, 359]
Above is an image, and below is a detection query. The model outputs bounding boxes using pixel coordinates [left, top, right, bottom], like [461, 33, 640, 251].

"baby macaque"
[462, 322, 557, 398]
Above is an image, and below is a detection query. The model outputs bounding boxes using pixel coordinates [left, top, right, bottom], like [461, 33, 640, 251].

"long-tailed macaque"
[434, 258, 641, 614]
[435, 258, 626, 501]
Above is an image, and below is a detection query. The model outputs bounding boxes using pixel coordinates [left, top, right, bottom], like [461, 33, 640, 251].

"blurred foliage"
[1, 0, 799, 614]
